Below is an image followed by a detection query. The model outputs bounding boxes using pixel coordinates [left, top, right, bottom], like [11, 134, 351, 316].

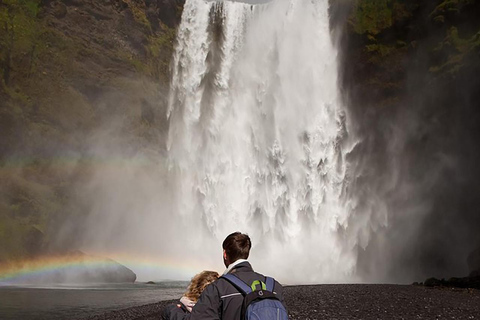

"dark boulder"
[424, 277, 444, 287]
[423, 275, 480, 290]
[53, 252, 137, 283]
[4, 251, 136, 284]
[447, 276, 480, 289]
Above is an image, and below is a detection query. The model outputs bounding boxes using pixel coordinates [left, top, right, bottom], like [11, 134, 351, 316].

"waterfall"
[167, 0, 358, 283]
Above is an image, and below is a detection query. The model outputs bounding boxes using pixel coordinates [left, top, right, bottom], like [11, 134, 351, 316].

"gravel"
[86, 284, 480, 320]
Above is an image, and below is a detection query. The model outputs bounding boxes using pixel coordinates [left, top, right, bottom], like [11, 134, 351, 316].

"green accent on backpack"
[250, 280, 267, 291]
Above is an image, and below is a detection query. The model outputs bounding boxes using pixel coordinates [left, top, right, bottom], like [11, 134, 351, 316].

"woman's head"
[184, 270, 219, 302]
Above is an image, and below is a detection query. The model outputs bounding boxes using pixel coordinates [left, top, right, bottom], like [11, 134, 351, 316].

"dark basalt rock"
[53, 252, 137, 284]
[423, 275, 480, 289]
[448, 276, 480, 289]
[424, 277, 444, 287]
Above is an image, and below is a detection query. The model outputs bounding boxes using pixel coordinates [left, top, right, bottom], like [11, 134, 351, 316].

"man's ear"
[223, 249, 227, 261]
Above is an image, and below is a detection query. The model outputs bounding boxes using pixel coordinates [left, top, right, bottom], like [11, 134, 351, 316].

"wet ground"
[87, 284, 480, 319]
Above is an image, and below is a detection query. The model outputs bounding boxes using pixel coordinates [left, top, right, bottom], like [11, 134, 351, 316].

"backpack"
[222, 274, 289, 320]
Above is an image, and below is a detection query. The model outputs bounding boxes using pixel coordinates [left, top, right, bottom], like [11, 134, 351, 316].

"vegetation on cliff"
[0, 0, 184, 262]
[335, 0, 480, 107]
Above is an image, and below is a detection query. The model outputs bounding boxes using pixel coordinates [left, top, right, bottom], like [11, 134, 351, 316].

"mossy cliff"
[0, 0, 184, 262]
[331, 0, 480, 281]
[332, 0, 480, 108]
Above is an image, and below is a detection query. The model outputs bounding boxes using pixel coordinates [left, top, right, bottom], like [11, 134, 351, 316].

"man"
[166, 232, 287, 319]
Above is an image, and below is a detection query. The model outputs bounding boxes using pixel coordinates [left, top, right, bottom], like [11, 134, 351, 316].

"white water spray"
[167, 0, 359, 283]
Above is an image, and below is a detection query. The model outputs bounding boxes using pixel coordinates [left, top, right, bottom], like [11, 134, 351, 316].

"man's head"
[222, 232, 252, 267]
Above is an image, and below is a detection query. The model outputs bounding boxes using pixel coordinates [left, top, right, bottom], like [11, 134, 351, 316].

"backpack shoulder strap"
[265, 276, 275, 292]
[221, 274, 252, 295]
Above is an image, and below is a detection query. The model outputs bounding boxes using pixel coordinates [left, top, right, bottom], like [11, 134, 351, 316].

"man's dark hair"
[222, 232, 252, 262]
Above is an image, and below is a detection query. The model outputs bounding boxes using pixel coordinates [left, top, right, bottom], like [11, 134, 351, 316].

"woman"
[162, 270, 219, 319]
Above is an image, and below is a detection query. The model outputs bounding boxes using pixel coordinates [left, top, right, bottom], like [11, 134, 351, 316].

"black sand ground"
[86, 284, 480, 320]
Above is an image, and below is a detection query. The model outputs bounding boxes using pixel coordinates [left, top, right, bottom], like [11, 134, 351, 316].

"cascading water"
[167, 0, 360, 283]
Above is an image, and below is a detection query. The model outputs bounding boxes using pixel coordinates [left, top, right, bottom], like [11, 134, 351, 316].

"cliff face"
[332, 0, 480, 281]
[0, 0, 184, 262]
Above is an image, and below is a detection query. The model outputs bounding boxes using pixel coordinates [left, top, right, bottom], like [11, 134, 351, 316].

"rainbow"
[0, 252, 219, 284]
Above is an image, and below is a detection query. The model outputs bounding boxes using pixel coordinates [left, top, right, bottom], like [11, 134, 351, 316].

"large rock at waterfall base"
[47, 252, 137, 284]
[3, 252, 136, 284]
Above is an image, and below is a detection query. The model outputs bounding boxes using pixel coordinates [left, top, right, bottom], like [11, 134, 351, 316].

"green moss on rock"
[430, 27, 480, 76]
[350, 0, 393, 35]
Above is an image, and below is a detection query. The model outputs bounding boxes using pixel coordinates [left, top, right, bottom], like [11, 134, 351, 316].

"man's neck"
[223, 259, 248, 275]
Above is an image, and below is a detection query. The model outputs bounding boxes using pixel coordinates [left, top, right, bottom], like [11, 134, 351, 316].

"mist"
[50, 78, 213, 282]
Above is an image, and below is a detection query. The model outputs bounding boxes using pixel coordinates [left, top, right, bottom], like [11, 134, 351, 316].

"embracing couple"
[163, 232, 289, 320]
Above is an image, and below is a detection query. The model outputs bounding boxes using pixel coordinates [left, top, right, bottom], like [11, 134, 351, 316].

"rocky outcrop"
[63, 252, 137, 284]
[4, 251, 137, 284]
[423, 276, 480, 290]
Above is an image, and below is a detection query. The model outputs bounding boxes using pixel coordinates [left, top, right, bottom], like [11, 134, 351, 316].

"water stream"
[167, 0, 359, 283]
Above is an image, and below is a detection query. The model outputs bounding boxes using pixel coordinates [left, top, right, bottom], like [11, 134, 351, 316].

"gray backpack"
[222, 274, 289, 320]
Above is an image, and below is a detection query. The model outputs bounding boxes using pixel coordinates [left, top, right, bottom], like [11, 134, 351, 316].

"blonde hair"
[184, 270, 219, 302]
